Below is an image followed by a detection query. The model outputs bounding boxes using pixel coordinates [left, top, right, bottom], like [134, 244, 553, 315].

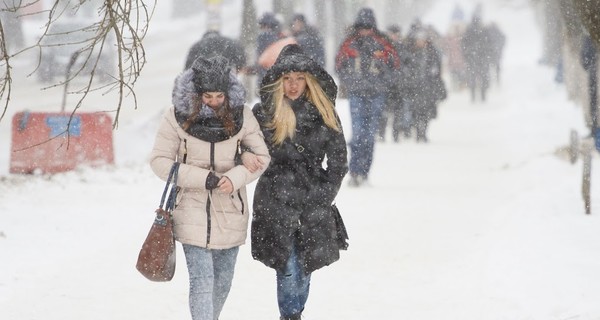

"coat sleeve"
[149, 108, 212, 189]
[307, 118, 348, 207]
[222, 107, 271, 191]
[149, 109, 181, 183]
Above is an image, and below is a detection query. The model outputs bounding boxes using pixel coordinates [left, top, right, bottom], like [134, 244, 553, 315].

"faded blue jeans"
[348, 93, 386, 178]
[276, 243, 311, 318]
[182, 244, 239, 320]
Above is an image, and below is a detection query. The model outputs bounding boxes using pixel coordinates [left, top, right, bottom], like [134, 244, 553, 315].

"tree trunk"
[241, 0, 258, 98]
[572, 0, 600, 48]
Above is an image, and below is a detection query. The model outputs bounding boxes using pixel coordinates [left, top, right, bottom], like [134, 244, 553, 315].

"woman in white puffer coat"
[149, 55, 270, 320]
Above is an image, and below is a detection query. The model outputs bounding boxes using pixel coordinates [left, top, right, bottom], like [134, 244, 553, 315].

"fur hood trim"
[172, 69, 246, 117]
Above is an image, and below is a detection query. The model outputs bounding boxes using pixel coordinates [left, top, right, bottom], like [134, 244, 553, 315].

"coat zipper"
[237, 190, 244, 214]
[206, 142, 215, 246]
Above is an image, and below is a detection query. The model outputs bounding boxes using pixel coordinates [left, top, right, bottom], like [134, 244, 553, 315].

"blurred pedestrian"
[461, 14, 491, 102]
[442, 22, 467, 91]
[335, 7, 399, 186]
[487, 22, 506, 84]
[378, 24, 409, 142]
[184, 29, 247, 72]
[255, 12, 285, 88]
[251, 44, 348, 320]
[580, 34, 599, 145]
[403, 28, 446, 142]
[290, 13, 326, 67]
[149, 55, 270, 320]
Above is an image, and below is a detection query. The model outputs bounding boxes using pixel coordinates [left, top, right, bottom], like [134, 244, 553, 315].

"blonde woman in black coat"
[249, 44, 348, 320]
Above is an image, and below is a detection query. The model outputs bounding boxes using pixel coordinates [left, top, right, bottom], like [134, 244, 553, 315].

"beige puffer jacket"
[149, 106, 270, 249]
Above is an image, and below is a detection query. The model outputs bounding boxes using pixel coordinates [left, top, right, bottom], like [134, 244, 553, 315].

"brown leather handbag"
[136, 162, 180, 281]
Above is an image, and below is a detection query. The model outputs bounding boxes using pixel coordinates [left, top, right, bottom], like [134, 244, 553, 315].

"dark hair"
[182, 96, 235, 136]
[353, 8, 376, 30]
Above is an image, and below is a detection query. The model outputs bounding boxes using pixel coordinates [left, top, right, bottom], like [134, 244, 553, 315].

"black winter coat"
[184, 31, 246, 71]
[403, 40, 445, 117]
[251, 44, 348, 274]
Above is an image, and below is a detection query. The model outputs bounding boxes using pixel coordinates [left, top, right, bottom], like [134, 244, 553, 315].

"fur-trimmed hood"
[171, 67, 246, 142]
[259, 44, 337, 105]
[172, 68, 246, 118]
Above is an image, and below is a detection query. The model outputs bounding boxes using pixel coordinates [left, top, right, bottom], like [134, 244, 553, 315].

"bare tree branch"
[0, 0, 156, 127]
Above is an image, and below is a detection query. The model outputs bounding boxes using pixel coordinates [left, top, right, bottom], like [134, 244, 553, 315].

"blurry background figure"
[580, 34, 599, 142]
[289, 14, 325, 67]
[184, 29, 247, 73]
[461, 13, 491, 103]
[403, 27, 445, 143]
[335, 8, 400, 187]
[487, 22, 506, 84]
[378, 24, 410, 143]
[442, 22, 467, 91]
[255, 12, 284, 89]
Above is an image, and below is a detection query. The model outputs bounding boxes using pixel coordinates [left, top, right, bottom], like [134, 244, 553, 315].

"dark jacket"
[184, 31, 246, 71]
[403, 36, 445, 109]
[335, 28, 400, 96]
[293, 25, 326, 67]
[251, 45, 348, 274]
[461, 18, 491, 71]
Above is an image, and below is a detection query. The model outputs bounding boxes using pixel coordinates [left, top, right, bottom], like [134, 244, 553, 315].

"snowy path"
[3, 58, 597, 320]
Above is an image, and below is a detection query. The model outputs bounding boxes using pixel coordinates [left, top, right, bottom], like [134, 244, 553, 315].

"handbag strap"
[160, 162, 180, 210]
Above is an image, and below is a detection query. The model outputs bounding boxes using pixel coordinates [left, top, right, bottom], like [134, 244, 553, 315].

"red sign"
[10, 112, 115, 174]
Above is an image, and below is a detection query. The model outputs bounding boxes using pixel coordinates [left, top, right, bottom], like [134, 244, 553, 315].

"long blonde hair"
[264, 72, 341, 145]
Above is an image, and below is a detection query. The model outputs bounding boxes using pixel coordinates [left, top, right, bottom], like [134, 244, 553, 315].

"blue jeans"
[348, 93, 386, 177]
[276, 244, 311, 318]
[182, 244, 239, 320]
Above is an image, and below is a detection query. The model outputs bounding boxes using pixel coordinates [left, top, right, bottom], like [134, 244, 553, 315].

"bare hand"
[241, 152, 265, 173]
[217, 176, 233, 194]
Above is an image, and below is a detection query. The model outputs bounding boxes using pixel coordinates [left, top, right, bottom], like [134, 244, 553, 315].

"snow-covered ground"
[1, 1, 600, 319]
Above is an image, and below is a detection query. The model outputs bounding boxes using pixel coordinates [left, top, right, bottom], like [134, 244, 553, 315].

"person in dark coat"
[378, 24, 410, 142]
[461, 15, 491, 102]
[580, 34, 599, 142]
[183, 30, 247, 72]
[487, 22, 506, 84]
[335, 7, 400, 187]
[290, 13, 326, 67]
[251, 44, 348, 320]
[403, 28, 446, 142]
[255, 12, 284, 88]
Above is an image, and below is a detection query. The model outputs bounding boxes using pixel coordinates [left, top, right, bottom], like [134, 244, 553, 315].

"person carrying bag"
[136, 162, 180, 282]
[147, 55, 270, 320]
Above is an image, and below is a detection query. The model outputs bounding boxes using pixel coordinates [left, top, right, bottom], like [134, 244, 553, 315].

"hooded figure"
[353, 7, 377, 30]
[335, 7, 399, 187]
[149, 55, 270, 320]
[251, 44, 348, 320]
[290, 13, 326, 67]
[256, 12, 284, 87]
[183, 30, 247, 71]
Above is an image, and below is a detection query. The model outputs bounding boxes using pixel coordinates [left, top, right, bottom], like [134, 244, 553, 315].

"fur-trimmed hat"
[172, 55, 245, 120]
[190, 55, 231, 94]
